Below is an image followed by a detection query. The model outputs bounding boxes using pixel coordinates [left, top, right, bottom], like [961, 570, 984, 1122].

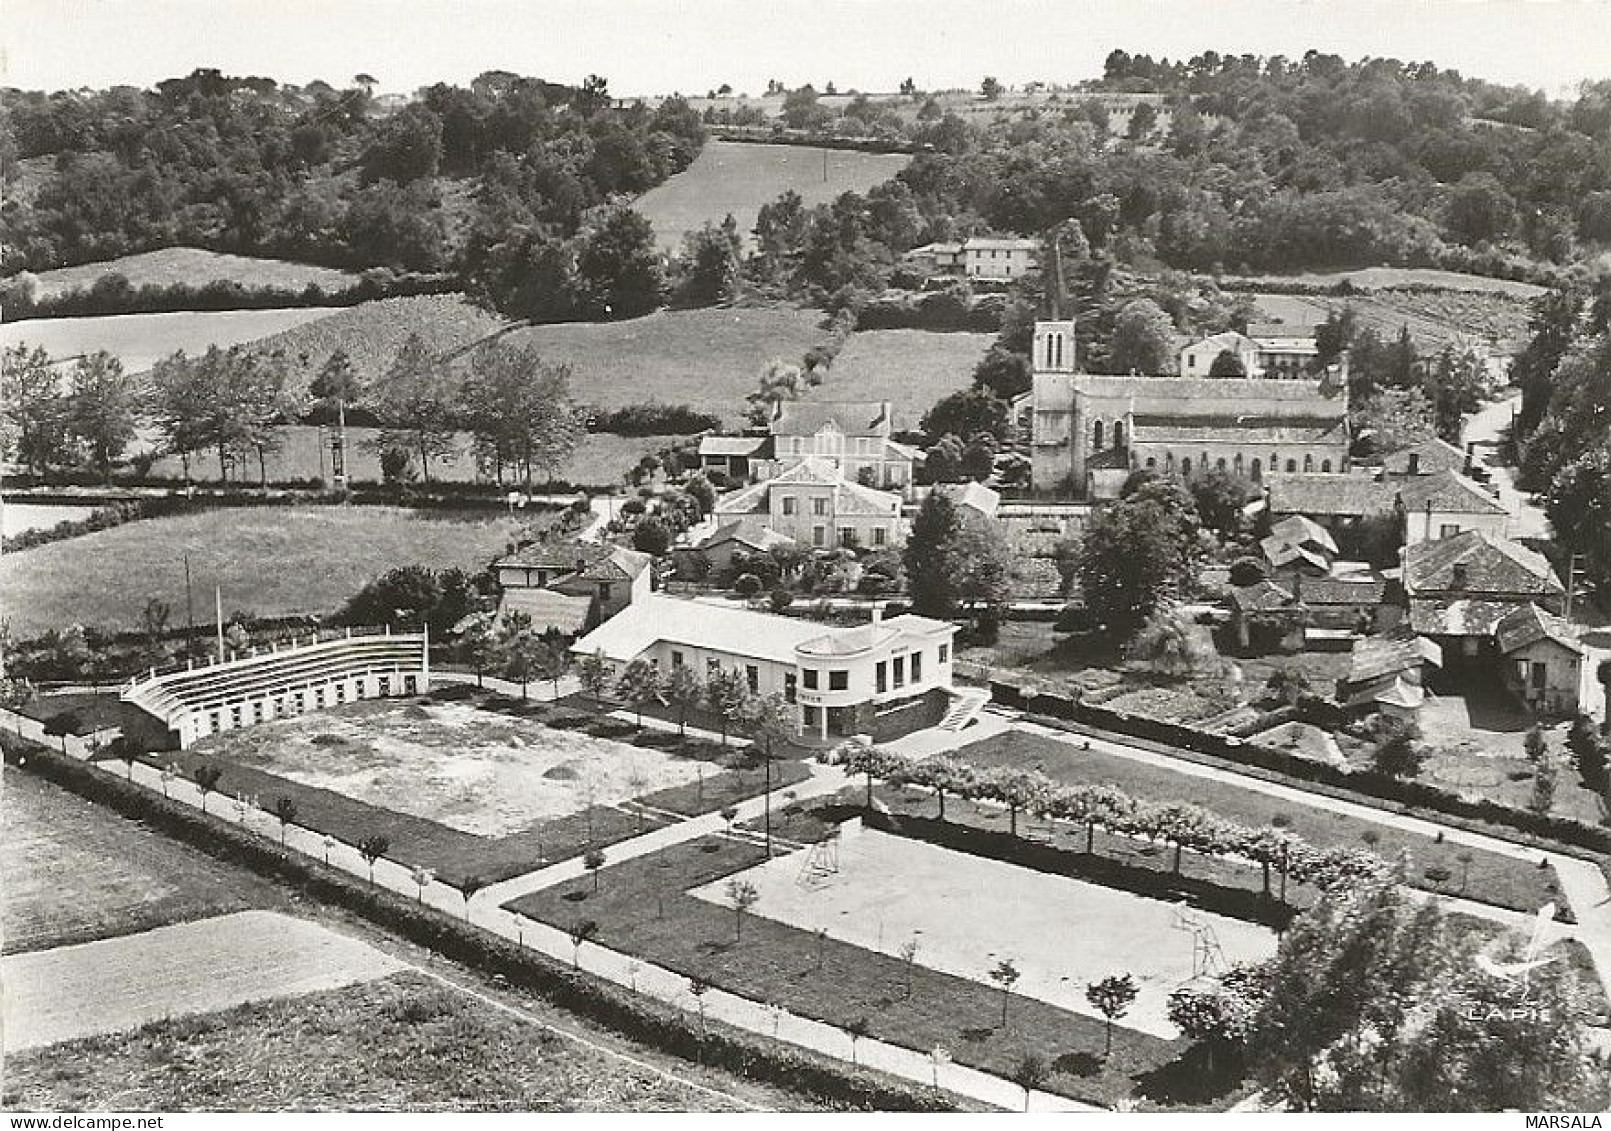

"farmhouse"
[1029, 318, 1350, 498]
[1402, 530, 1565, 671]
[570, 594, 973, 741]
[961, 237, 1040, 280]
[494, 541, 652, 635]
[673, 517, 796, 577]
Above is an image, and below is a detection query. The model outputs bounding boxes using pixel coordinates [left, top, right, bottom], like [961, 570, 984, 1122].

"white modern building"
[571, 594, 982, 742]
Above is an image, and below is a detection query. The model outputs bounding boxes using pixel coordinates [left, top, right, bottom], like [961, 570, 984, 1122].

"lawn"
[0, 766, 290, 955]
[958, 728, 1572, 919]
[144, 423, 678, 489]
[0, 307, 341, 373]
[505, 800, 1225, 1111]
[634, 141, 910, 253]
[0, 970, 751, 1112]
[27, 247, 358, 301]
[820, 330, 992, 430]
[0, 505, 527, 636]
[500, 306, 825, 427]
[154, 693, 810, 891]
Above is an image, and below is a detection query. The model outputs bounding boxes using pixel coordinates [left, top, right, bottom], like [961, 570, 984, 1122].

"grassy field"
[0, 506, 527, 635]
[958, 728, 1571, 918]
[501, 306, 825, 426]
[156, 692, 810, 891]
[634, 141, 910, 253]
[0, 307, 341, 373]
[0, 969, 754, 1111]
[239, 293, 508, 386]
[0, 766, 289, 954]
[1237, 287, 1535, 353]
[820, 330, 992, 430]
[27, 248, 358, 301]
[144, 424, 679, 489]
[1219, 266, 1546, 299]
[506, 798, 1215, 1110]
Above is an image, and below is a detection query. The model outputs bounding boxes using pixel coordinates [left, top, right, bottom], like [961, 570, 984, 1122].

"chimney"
[1424, 501, 1433, 544]
[1464, 442, 1476, 475]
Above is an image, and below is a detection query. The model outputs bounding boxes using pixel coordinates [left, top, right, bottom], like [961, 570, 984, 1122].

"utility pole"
[215, 586, 225, 662]
[822, 148, 828, 183]
[184, 553, 197, 659]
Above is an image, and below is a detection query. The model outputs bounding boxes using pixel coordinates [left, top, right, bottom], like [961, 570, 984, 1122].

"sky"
[3, 0, 1609, 98]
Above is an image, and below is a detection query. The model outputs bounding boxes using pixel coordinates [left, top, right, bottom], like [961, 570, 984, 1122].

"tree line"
[0, 335, 585, 490]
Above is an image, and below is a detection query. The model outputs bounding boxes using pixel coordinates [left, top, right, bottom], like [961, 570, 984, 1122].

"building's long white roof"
[571, 595, 950, 666]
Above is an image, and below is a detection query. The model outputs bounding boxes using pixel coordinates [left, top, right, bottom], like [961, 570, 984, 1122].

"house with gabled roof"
[1402, 529, 1565, 669]
[1397, 468, 1511, 546]
[1494, 603, 1584, 716]
[1380, 437, 1469, 479]
[713, 457, 906, 551]
[493, 540, 652, 636]
[1337, 626, 1443, 719]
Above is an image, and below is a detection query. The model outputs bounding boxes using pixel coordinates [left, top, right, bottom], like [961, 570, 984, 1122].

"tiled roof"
[964, 237, 1039, 251]
[713, 458, 902, 520]
[1494, 603, 1584, 656]
[1293, 575, 1389, 605]
[1267, 473, 1396, 518]
[1381, 438, 1467, 477]
[771, 401, 891, 438]
[1261, 537, 1330, 573]
[1133, 419, 1348, 445]
[1347, 627, 1442, 685]
[1374, 677, 1426, 709]
[1068, 374, 1348, 404]
[933, 481, 1001, 518]
[699, 435, 770, 458]
[1246, 322, 1319, 341]
[691, 519, 795, 553]
[1397, 469, 1510, 517]
[1409, 597, 1520, 638]
[1403, 530, 1562, 597]
[1270, 515, 1340, 554]
[578, 546, 652, 582]
[1229, 580, 1301, 614]
[1185, 331, 1257, 353]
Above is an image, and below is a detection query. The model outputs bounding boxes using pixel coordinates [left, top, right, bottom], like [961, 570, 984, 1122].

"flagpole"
[216, 586, 225, 662]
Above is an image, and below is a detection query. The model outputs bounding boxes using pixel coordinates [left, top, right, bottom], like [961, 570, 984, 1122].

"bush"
[734, 573, 763, 598]
[1228, 557, 1269, 588]
[586, 403, 723, 436]
[767, 587, 794, 613]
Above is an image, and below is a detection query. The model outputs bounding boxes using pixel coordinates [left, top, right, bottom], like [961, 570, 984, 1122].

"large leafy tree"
[1107, 298, 1175, 375]
[463, 340, 584, 489]
[575, 205, 664, 320]
[1546, 440, 1611, 588]
[369, 333, 459, 485]
[1, 343, 71, 477]
[1076, 476, 1205, 638]
[66, 351, 140, 482]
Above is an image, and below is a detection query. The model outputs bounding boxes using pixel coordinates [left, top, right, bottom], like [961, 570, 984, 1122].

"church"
[1027, 319, 1352, 499]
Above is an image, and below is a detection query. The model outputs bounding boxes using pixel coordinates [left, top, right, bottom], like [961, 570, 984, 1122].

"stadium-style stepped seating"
[122, 627, 429, 748]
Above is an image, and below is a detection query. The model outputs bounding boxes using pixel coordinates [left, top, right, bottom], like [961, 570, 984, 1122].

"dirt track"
[2, 910, 402, 1052]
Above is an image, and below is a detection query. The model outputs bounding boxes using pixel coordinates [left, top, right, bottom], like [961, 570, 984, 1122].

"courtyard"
[690, 824, 1276, 1039]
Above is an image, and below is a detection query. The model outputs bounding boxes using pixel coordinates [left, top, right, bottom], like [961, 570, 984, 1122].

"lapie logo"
[1462, 901, 1559, 1023]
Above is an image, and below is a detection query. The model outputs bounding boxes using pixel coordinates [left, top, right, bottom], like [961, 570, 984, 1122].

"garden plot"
[692, 824, 1276, 1039]
[202, 700, 704, 836]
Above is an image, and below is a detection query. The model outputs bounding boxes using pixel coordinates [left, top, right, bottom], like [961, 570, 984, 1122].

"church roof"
[1069, 375, 1346, 405]
[1133, 417, 1348, 445]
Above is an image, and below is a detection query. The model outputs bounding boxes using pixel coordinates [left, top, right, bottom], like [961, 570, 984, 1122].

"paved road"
[1463, 393, 1551, 540]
